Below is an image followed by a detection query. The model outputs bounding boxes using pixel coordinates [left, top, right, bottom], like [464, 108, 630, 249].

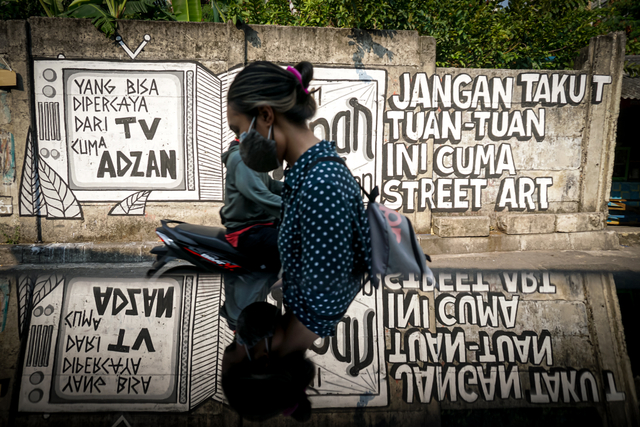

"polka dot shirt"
[279, 140, 371, 337]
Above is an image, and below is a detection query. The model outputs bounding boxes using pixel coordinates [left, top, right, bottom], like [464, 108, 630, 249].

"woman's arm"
[273, 311, 319, 358]
[296, 168, 356, 315]
[269, 178, 284, 196]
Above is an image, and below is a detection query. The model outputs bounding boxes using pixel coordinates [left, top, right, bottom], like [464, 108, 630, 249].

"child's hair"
[227, 61, 316, 125]
[222, 349, 315, 422]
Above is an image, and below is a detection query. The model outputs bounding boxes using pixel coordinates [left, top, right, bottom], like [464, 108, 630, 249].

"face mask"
[236, 301, 278, 361]
[239, 117, 280, 173]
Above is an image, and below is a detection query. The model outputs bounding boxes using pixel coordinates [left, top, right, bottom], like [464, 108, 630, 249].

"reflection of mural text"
[384, 272, 626, 405]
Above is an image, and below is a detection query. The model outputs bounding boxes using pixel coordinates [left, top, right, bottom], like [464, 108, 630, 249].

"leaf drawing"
[38, 158, 82, 219]
[17, 275, 33, 339]
[109, 190, 152, 216]
[19, 129, 46, 217]
[32, 273, 64, 308]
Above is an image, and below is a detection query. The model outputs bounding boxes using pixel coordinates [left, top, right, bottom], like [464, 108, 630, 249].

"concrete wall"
[0, 18, 626, 245]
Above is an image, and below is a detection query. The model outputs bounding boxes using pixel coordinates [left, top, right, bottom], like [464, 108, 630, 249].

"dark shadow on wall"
[236, 23, 262, 66]
[613, 271, 640, 394]
[348, 29, 396, 70]
[234, 25, 397, 70]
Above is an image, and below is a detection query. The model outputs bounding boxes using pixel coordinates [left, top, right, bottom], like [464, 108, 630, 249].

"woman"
[221, 61, 371, 421]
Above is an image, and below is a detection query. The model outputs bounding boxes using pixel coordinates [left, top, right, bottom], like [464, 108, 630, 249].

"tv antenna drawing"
[116, 34, 151, 60]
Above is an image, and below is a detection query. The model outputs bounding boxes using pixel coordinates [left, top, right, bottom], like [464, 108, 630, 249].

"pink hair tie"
[287, 66, 309, 94]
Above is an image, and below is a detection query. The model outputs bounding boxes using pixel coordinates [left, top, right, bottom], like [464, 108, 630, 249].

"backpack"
[304, 156, 435, 289]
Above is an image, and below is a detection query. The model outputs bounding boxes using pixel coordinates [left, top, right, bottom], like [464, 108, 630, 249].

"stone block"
[569, 230, 619, 251]
[419, 232, 520, 255]
[556, 212, 606, 233]
[0, 245, 21, 265]
[497, 214, 556, 235]
[409, 210, 431, 234]
[419, 36, 436, 72]
[247, 25, 422, 67]
[432, 216, 490, 237]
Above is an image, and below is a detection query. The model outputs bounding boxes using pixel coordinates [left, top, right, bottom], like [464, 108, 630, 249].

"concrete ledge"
[614, 226, 640, 246]
[0, 242, 158, 266]
[420, 233, 520, 255]
[569, 230, 619, 250]
[420, 230, 620, 255]
[0, 229, 627, 265]
[519, 232, 570, 251]
[497, 213, 556, 235]
[433, 216, 490, 237]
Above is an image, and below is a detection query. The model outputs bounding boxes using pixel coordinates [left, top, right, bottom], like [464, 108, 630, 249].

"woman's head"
[227, 61, 316, 126]
[226, 61, 318, 171]
[222, 348, 315, 422]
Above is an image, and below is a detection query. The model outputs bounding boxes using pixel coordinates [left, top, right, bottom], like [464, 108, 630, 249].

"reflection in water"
[14, 266, 285, 413]
[5, 266, 635, 419]
[219, 270, 280, 331]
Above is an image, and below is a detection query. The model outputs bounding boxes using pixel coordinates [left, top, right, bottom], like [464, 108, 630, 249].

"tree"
[60, 0, 177, 38]
[2, 0, 637, 67]
[602, 0, 639, 55]
[0, 0, 46, 20]
[204, 0, 636, 69]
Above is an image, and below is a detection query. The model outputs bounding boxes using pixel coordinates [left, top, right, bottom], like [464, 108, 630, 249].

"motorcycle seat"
[176, 223, 227, 240]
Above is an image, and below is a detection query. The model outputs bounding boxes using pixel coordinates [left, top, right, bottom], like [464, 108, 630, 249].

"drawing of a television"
[31, 59, 230, 207]
[28, 61, 386, 217]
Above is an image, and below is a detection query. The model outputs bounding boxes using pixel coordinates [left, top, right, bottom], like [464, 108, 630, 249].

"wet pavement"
[0, 248, 639, 426]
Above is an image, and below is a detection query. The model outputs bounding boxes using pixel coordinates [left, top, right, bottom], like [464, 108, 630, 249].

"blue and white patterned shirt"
[279, 140, 371, 337]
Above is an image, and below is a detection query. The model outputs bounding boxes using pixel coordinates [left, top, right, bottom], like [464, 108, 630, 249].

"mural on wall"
[20, 59, 386, 219]
[14, 268, 627, 413]
[17, 271, 227, 411]
[383, 72, 612, 212]
[20, 54, 614, 218]
[115, 34, 151, 60]
[1, 130, 15, 185]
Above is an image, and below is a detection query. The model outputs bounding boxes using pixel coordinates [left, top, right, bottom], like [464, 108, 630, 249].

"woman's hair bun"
[227, 60, 317, 125]
[294, 61, 314, 89]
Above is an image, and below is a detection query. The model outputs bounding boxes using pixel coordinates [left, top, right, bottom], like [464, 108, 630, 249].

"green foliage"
[59, 0, 176, 38]
[173, 0, 202, 22]
[212, 0, 616, 69]
[202, 3, 221, 22]
[1, 0, 637, 68]
[0, 224, 21, 245]
[0, 0, 47, 19]
[64, 0, 118, 36]
[39, 0, 66, 17]
[625, 60, 640, 77]
[208, 0, 635, 69]
[602, 0, 640, 55]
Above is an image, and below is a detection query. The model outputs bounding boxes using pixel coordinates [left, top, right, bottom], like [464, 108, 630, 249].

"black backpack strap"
[304, 156, 346, 174]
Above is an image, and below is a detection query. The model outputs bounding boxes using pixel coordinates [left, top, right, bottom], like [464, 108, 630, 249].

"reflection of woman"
[221, 61, 371, 422]
[219, 270, 279, 330]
